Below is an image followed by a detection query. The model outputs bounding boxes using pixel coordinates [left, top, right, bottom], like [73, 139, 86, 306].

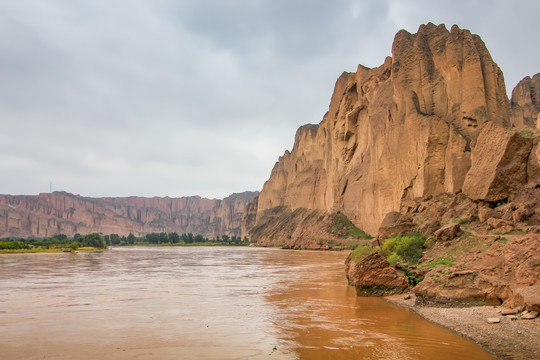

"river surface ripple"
[0, 247, 495, 359]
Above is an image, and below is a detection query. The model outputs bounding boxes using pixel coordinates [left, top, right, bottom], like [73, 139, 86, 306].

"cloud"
[0, 0, 538, 198]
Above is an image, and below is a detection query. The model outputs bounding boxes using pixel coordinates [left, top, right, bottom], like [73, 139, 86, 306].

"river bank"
[0, 246, 104, 254]
[385, 293, 540, 359]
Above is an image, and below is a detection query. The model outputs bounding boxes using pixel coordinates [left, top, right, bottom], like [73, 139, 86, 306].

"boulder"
[513, 207, 531, 224]
[377, 212, 416, 241]
[486, 218, 514, 233]
[418, 219, 441, 238]
[478, 207, 496, 222]
[346, 252, 409, 296]
[463, 122, 533, 202]
[512, 285, 540, 312]
[498, 203, 516, 221]
[501, 309, 519, 316]
[434, 223, 461, 242]
[520, 311, 539, 320]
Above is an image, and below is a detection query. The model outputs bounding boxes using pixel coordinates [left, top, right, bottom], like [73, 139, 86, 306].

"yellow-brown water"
[0, 247, 495, 359]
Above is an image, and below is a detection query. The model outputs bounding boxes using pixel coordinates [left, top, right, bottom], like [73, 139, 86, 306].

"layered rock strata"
[0, 191, 258, 238]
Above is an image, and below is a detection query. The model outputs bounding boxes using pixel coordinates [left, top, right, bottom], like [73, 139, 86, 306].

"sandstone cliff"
[510, 73, 540, 128]
[0, 191, 258, 238]
[245, 23, 540, 310]
[246, 23, 540, 243]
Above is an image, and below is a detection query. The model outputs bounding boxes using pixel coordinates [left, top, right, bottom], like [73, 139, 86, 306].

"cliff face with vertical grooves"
[245, 23, 540, 245]
[510, 74, 540, 128]
[0, 191, 258, 238]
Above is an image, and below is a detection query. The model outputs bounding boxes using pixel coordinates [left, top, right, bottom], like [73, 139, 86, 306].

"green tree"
[109, 234, 121, 245]
[158, 232, 168, 244]
[168, 232, 180, 244]
[194, 234, 204, 243]
[146, 233, 159, 244]
[127, 233, 136, 245]
[80, 233, 106, 248]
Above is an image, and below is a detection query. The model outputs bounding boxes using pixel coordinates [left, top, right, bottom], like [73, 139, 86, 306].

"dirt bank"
[385, 293, 540, 360]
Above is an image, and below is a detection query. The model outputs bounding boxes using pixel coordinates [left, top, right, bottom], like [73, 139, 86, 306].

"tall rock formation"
[246, 23, 540, 242]
[510, 74, 540, 128]
[0, 191, 258, 238]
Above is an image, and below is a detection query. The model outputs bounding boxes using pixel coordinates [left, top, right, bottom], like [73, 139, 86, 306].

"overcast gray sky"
[1, 0, 538, 199]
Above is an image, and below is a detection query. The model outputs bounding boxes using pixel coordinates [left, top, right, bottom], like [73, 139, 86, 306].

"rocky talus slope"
[243, 24, 540, 310]
[0, 191, 258, 238]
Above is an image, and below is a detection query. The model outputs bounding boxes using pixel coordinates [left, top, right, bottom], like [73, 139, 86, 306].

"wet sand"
[385, 293, 540, 360]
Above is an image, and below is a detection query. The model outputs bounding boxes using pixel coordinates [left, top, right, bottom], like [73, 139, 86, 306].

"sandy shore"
[385, 293, 540, 360]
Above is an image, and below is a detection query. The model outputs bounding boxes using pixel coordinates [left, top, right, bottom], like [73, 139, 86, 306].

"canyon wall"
[0, 191, 258, 238]
[247, 23, 540, 242]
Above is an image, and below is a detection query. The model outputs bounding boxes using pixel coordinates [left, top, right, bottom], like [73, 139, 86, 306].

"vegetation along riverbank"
[0, 231, 249, 253]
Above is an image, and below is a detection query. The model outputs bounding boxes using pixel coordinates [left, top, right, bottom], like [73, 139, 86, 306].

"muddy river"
[0, 247, 495, 359]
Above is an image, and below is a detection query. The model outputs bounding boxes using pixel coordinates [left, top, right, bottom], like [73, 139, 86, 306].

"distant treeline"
[0, 232, 248, 250]
[105, 232, 248, 246]
[0, 233, 106, 250]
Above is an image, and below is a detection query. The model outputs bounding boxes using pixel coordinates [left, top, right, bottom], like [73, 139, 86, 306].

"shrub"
[0, 240, 30, 250]
[401, 265, 424, 285]
[387, 253, 403, 266]
[382, 233, 426, 264]
[349, 245, 375, 263]
[424, 237, 436, 249]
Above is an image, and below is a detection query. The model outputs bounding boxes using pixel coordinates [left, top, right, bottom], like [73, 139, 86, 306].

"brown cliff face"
[249, 23, 539, 240]
[511, 73, 540, 128]
[210, 191, 258, 238]
[240, 195, 258, 238]
[0, 191, 258, 238]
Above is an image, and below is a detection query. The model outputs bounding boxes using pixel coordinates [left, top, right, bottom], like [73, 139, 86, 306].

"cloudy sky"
[1, 0, 538, 199]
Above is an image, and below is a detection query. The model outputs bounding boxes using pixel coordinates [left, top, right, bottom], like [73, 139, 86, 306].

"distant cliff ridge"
[245, 23, 540, 246]
[0, 191, 258, 238]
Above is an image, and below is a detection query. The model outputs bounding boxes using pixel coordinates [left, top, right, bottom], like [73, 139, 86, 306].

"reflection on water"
[0, 247, 494, 359]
